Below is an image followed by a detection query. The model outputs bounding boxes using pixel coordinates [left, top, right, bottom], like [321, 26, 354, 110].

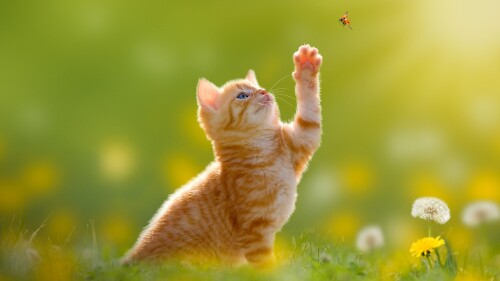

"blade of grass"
[29, 216, 50, 245]
[443, 239, 457, 278]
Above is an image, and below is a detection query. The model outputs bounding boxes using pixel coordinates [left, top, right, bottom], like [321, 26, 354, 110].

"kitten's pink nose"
[257, 90, 272, 104]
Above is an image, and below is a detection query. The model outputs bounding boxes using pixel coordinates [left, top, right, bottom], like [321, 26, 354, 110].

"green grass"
[1, 220, 498, 281]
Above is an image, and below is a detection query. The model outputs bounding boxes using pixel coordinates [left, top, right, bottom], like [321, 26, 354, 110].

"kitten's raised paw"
[293, 44, 322, 81]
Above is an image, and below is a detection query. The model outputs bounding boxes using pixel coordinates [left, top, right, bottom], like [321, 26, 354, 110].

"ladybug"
[339, 11, 352, 30]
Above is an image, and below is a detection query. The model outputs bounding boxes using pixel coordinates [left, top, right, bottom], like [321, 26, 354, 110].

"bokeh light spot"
[386, 217, 419, 249]
[0, 181, 26, 214]
[77, 5, 110, 35]
[21, 161, 60, 196]
[181, 106, 209, 146]
[47, 211, 77, 241]
[339, 161, 375, 195]
[100, 215, 134, 249]
[99, 141, 136, 183]
[327, 212, 361, 242]
[163, 154, 200, 190]
[133, 43, 172, 76]
[386, 126, 446, 164]
[409, 173, 453, 206]
[35, 252, 75, 281]
[467, 171, 500, 201]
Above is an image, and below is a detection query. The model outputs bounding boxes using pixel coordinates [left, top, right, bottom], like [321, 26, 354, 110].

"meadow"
[0, 216, 498, 281]
[1, 0, 499, 280]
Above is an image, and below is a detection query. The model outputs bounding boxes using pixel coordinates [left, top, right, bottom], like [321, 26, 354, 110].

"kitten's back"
[122, 162, 243, 264]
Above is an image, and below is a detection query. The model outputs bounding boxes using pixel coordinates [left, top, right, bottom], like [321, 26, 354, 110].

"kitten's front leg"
[293, 44, 322, 132]
[282, 45, 322, 171]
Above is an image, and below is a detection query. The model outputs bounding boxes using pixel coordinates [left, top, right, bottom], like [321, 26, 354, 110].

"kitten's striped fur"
[123, 45, 323, 266]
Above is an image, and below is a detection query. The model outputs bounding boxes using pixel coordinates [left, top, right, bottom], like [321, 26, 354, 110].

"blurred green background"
[1, 0, 499, 258]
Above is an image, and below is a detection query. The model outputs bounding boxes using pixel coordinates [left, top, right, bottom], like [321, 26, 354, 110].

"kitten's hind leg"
[245, 247, 275, 268]
[242, 234, 276, 268]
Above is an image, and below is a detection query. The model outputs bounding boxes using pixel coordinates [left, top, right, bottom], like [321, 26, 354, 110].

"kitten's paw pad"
[293, 44, 322, 80]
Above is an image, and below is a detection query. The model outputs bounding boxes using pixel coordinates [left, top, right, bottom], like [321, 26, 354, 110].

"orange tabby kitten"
[122, 45, 323, 266]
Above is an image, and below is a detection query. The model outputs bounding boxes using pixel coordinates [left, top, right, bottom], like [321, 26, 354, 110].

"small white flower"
[462, 201, 500, 227]
[356, 225, 384, 253]
[411, 197, 450, 224]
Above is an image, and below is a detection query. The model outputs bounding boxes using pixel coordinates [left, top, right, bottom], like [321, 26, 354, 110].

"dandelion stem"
[435, 248, 443, 267]
[422, 256, 431, 273]
[427, 223, 432, 237]
[427, 255, 435, 269]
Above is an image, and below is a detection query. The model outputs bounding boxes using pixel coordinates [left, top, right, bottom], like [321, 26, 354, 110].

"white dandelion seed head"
[462, 201, 500, 227]
[411, 197, 451, 224]
[356, 225, 384, 253]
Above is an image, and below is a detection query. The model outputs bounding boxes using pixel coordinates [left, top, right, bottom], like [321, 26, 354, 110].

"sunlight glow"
[417, 0, 500, 56]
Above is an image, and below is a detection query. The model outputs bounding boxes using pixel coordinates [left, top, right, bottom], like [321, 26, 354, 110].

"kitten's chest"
[270, 159, 298, 222]
[268, 157, 296, 190]
[248, 157, 298, 224]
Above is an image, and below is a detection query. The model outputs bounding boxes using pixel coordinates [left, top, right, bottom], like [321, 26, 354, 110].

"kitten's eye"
[236, 92, 249, 100]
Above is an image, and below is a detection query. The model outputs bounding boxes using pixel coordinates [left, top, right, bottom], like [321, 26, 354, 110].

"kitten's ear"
[246, 69, 259, 86]
[197, 78, 220, 111]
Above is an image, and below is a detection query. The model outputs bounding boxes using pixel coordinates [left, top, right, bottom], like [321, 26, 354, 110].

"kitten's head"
[197, 70, 280, 141]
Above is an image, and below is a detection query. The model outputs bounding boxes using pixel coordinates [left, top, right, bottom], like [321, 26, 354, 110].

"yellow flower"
[409, 236, 445, 258]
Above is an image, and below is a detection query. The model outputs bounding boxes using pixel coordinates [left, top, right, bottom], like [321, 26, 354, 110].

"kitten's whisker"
[274, 96, 295, 109]
[270, 87, 288, 91]
[270, 88, 288, 94]
[274, 96, 295, 105]
[275, 97, 295, 109]
[273, 92, 295, 101]
[271, 88, 293, 97]
[269, 74, 290, 93]
[272, 90, 293, 97]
